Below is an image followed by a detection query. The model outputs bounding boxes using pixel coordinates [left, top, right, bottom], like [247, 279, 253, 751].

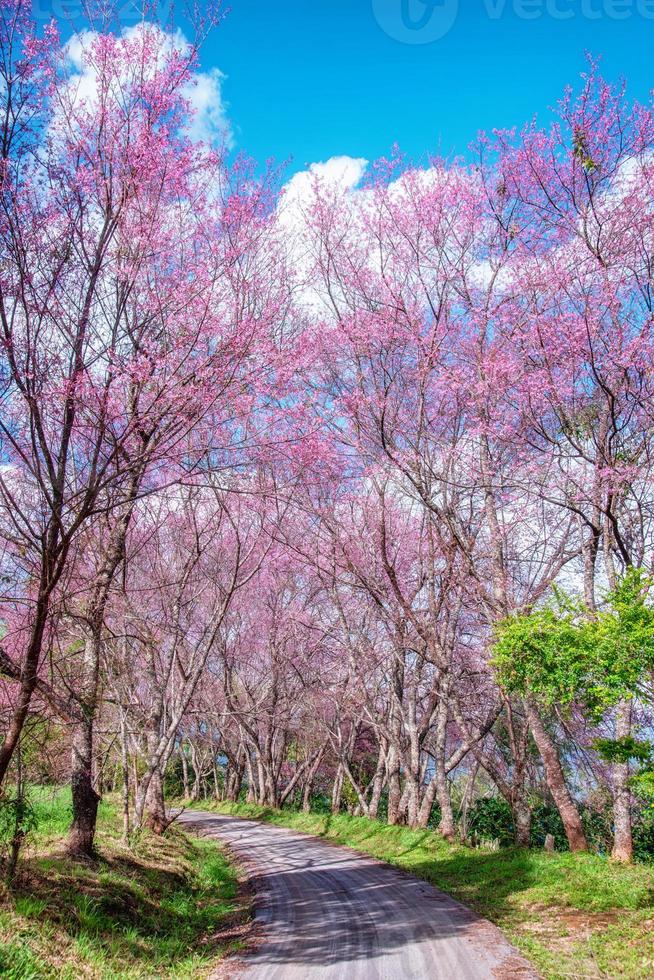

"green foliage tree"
[492, 569, 654, 718]
[492, 569, 654, 846]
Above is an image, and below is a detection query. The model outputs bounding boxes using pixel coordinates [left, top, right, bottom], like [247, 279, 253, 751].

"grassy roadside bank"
[0, 788, 250, 979]
[194, 800, 654, 980]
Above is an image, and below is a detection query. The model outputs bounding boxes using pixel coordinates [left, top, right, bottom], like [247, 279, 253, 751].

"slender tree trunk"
[120, 714, 130, 843]
[5, 741, 26, 885]
[405, 774, 420, 829]
[132, 755, 140, 807]
[68, 714, 100, 858]
[0, 600, 48, 784]
[434, 695, 455, 840]
[256, 754, 266, 805]
[263, 766, 278, 807]
[302, 776, 313, 812]
[386, 745, 402, 825]
[300, 746, 326, 812]
[331, 764, 344, 814]
[245, 751, 256, 803]
[68, 477, 142, 854]
[368, 744, 387, 821]
[612, 700, 634, 863]
[181, 749, 190, 800]
[190, 747, 202, 801]
[68, 628, 104, 858]
[527, 702, 588, 852]
[435, 765, 455, 840]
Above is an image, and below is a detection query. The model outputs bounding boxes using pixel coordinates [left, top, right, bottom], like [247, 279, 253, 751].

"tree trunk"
[144, 769, 167, 834]
[397, 783, 409, 825]
[120, 713, 130, 842]
[612, 699, 634, 863]
[68, 480, 141, 852]
[132, 755, 140, 804]
[226, 754, 244, 802]
[386, 746, 402, 825]
[527, 702, 588, 852]
[513, 797, 532, 847]
[415, 774, 438, 829]
[331, 764, 344, 814]
[301, 775, 312, 812]
[434, 696, 456, 840]
[68, 716, 101, 858]
[256, 754, 266, 805]
[245, 750, 256, 803]
[367, 745, 387, 821]
[181, 748, 190, 800]
[255, 745, 279, 807]
[190, 747, 201, 801]
[435, 766, 456, 841]
[405, 774, 420, 829]
[0, 601, 48, 785]
[67, 627, 103, 856]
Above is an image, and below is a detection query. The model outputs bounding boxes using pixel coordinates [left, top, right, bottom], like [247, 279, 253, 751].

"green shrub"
[467, 796, 514, 846]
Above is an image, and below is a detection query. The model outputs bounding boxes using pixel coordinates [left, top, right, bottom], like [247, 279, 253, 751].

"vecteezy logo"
[31, 0, 172, 22]
[372, 0, 459, 44]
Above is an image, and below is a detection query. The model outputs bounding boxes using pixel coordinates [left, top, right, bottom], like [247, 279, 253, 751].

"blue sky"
[198, 0, 653, 174]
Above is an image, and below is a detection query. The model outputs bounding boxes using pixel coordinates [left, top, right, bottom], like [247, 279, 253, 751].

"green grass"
[0, 788, 250, 979]
[197, 801, 654, 980]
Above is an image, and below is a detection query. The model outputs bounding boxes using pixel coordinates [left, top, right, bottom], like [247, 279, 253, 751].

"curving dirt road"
[180, 811, 537, 980]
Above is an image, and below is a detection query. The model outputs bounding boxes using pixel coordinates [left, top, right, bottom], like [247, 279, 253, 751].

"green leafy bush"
[467, 796, 514, 846]
[0, 790, 38, 882]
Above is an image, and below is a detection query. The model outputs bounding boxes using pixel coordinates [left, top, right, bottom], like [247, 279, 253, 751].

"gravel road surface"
[179, 810, 537, 980]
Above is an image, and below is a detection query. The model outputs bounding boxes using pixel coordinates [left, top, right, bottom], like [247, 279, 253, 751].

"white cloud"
[285, 155, 368, 197]
[62, 29, 100, 106]
[278, 155, 368, 229]
[182, 67, 232, 148]
[273, 156, 368, 313]
[62, 25, 231, 148]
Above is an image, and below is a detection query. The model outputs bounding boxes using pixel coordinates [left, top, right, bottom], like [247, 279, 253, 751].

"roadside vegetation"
[194, 800, 654, 980]
[0, 788, 249, 979]
[2, 5, 654, 980]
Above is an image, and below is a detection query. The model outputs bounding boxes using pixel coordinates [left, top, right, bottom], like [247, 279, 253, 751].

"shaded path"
[179, 811, 537, 979]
